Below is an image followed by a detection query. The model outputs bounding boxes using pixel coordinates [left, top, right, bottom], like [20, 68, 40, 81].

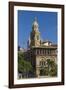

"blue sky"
[18, 10, 57, 48]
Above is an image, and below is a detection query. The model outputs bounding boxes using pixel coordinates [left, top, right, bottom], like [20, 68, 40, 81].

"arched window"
[37, 35, 39, 40]
[40, 60, 46, 66]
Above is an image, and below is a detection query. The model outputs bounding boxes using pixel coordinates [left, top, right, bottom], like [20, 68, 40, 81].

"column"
[36, 68, 40, 78]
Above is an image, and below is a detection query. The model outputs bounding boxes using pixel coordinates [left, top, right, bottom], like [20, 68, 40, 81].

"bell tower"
[30, 17, 40, 47]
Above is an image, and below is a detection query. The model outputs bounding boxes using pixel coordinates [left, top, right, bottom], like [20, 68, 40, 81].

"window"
[37, 50, 39, 54]
[45, 49, 46, 55]
[40, 60, 45, 66]
[40, 61, 42, 66]
[43, 50, 44, 55]
[42, 61, 43, 66]
[37, 35, 39, 40]
[47, 49, 50, 55]
[40, 49, 41, 54]
[43, 61, 45, 65]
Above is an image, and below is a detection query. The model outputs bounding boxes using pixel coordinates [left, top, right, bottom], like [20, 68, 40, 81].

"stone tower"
[30, 17, 40, 47]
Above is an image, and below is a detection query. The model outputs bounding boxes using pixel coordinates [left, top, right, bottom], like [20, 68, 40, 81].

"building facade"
[26, 17, 57, 78]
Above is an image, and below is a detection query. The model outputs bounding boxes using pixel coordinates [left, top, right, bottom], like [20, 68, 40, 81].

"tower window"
[37, 35, 39, 40]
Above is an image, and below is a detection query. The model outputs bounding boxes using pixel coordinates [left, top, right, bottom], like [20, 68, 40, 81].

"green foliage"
[40, 67, 48, 76]
[18, 51, 32, 73]
[40, 59, 57, 77]
[47, 59, 57, 76]
[49, 63, 57, 76]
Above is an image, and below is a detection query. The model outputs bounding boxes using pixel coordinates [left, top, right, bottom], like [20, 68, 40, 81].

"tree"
[47, 59, 57, 76]
[40, 67, 48, 76]
[18, 51, 32, 78]
[40, 59, 57, 77]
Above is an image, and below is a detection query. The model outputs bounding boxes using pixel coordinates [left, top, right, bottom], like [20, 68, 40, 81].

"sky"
[18, 10, 57, 48]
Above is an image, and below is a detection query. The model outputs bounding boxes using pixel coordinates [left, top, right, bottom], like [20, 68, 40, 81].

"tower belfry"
[32, 17, 39, 31]
[30, 17, 40, 47]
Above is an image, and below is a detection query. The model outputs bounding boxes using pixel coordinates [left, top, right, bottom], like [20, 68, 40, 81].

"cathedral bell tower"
[30, 17, 40, 47]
